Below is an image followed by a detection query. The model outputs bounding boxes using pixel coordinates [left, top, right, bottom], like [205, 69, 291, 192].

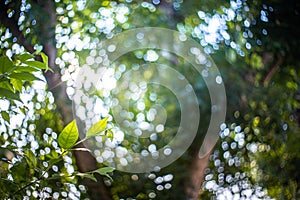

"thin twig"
[263, 56, 284, 87]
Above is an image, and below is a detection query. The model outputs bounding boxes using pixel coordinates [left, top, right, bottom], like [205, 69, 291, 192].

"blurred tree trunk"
[0, 1, 112, 199]
[184, 150, 212, 200]
[159, 1, 212, 199]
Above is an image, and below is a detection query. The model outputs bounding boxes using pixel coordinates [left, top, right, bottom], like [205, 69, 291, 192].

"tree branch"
[263, 56, 284, 87]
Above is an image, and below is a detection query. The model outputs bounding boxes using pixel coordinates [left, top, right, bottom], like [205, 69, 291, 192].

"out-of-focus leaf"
[93, 167, 115, 180]
[19, 107, 26, 114]
[10, 72, 41, 81]
[76, 172, 97, 182]
[23, 60, 47, 70]
[0, 56, 14, 74]
[93, 166, 115, 174]
[0, 79, 14, 91]
[46, 150, 59, 160]
[1, 111, 10, 123]
[10, 78, 22, 92]
[14, 66, 40, 73]
[17, 53, 34, 62]
[86, 117, 108, 138]
[0, 88, 20, 101]
[48, 157, 62, 166]
[40, 52, 49, 71]
[106, 129, 114, 140]
[10, 161, 29, 183]
[24, 149, 37, 175]
[58, 120, 79, 149]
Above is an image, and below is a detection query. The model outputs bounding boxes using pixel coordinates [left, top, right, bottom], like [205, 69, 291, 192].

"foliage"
[0, 53, 113, 199]
[199, 0, 300, 199]
[0, 0, 299, 199]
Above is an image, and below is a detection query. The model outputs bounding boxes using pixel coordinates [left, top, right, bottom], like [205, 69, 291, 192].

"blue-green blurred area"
[0, 0, 299, 199]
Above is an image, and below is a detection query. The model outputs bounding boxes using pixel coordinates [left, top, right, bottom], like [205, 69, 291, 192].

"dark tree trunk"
[184, 150, 211, 200]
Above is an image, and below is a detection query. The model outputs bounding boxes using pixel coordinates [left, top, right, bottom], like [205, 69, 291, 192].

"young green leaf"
[17, 53, 34, 62]
[15, 65, 40, 73]
[76, 173, 97, 182]
[93, 166, 115, 174]
[107, 129, 114, 140]
[40, 52, 49, 71]
[46, 150, 59, 160]
[92, 167, 115, 180]
[58, 120, 79, 149]
[10, 78, 22, 92]
[10, 72, 41, 81]
[86, 117, 108, 138]
[23, 60, 47, 70]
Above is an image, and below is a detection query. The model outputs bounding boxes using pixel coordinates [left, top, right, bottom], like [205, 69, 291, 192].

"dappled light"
[72, 27, 226, 173]
[0, 0, 299, 199]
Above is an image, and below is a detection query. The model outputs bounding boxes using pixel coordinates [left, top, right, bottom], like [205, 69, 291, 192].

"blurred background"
[0, 0, 300, 199]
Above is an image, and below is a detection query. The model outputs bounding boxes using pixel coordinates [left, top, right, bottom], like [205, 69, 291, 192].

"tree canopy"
[0, 0, 299, 199]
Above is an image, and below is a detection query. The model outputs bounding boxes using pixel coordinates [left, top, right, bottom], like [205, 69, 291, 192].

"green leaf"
[40, 52, 49, 71]
[86, 117, 108, 138]
[92, 167, 115, 180]
[0, 56, 14, 74]
[10, 78, 22, 92]
[19, 107, 26, 114]
[58, 120, 79, 149]
[46, 150, 59, 160]
[14, 65, 40, 73]
[1, 111, 10, 123]
[0, 79, 14, 91]
[107, 129, 114, 140]
[0, 88, 20, 101]
[17, 53, 34, 62]
[23, 60, 47, 70]
[10, 161, 29, 183]
[93, 167, 115, 174]
[10, 72, 41, 81]
[24, 149, 37, 175]
[48, 157, 62, 166]
[76, 172, 97, 182]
